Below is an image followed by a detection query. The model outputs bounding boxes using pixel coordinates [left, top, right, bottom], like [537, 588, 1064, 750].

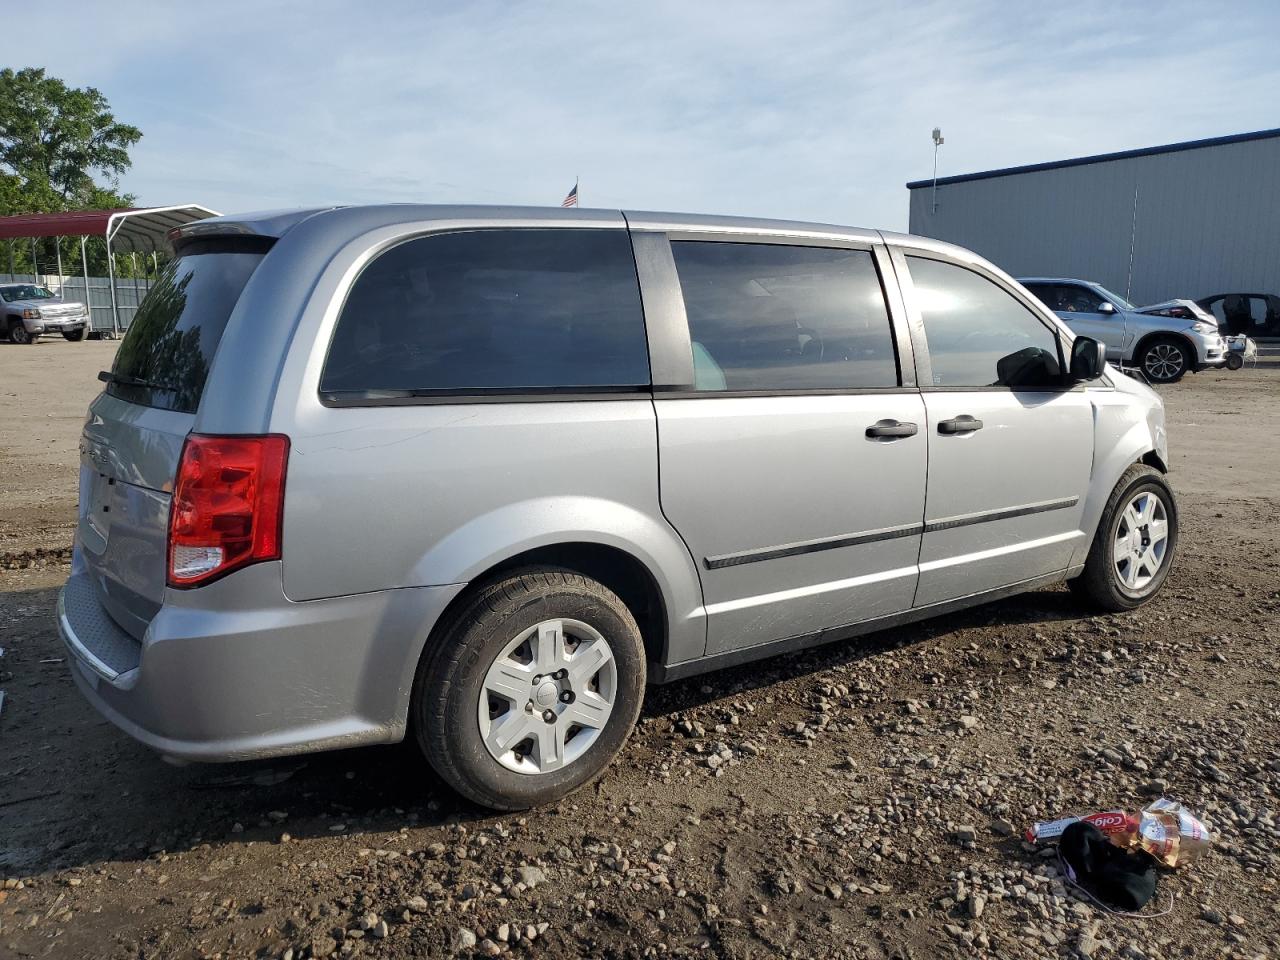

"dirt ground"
[1, 338, 1278, 960]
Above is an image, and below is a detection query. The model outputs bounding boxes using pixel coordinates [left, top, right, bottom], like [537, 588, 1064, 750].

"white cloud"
[27, 0, 1280, 228]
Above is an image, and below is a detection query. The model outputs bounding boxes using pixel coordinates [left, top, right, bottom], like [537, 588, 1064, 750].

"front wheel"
[413, 567, 646, 810]
[1070, 464, 1178, 612]
[1139, 337, 1189, 383]
[62, 326, 88, 342]
[8, 322, 34, 345]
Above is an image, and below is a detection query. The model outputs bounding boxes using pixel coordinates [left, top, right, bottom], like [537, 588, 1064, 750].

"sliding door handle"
[865, 419, 918, 439]
[938, 415, 983, 435]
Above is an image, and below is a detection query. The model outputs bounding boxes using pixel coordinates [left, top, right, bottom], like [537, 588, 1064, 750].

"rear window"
[107, 239, 271, 414]
[319, 228, 650, 399]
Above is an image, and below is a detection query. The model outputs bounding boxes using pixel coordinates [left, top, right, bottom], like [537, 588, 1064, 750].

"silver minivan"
[60, 206, 1178, 809]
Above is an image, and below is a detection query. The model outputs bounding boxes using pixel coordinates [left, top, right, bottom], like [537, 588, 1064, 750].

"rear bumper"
[59, 558, 464, 762]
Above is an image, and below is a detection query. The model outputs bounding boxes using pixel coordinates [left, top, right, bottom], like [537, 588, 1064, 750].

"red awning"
[0, 204, 221, 251]
[0, 209, 130, 240]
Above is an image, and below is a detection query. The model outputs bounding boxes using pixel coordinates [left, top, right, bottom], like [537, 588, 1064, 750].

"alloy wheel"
[478, 618, 617, 775]
[1113, 491, 1170, 592]
[1143, 343, 1184, 381]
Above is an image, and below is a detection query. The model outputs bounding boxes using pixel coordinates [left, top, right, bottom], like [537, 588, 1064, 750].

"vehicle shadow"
[0, 579, 1091, 877]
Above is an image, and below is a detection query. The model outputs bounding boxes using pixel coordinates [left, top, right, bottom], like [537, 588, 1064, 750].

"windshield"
[1093, 284, 1135, 311]
[0, 284, 55, 302]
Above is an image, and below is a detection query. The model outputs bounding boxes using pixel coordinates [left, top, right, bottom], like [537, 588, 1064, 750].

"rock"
[453, 927, 477, 952]
[958, 715, 979, 730]
[479, 940, 501, 957]
[991, 818, 1016, 837]
[1200, 908, 1223, 924]
[267, 810, 288, 822]
[658, 840, 677, 857]
[1078, 932, 1102, 958]
[969, 895, 985, 919]
[404, 895, 429, 914]
[517, 864, 547, 889]
[954, 825, 978, 843]
[310, 935, 338, 958]
[371, 920, 389, 939]
[358, 911, 379, 930]
[497, 923, 510, 942]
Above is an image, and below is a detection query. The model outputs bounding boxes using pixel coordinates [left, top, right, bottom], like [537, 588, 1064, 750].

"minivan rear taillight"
[167, 434, 289, 588]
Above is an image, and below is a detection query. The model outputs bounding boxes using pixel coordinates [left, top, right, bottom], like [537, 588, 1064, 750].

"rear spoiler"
[168, 207, 342, 254]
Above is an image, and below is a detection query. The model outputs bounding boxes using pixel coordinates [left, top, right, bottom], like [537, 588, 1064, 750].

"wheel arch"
[406, 497, 706, 676]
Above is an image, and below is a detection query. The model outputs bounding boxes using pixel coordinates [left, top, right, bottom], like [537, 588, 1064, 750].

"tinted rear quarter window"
[108, 239, 271, 414]
[321, 229, 649, 397]
[670, 241, 899, 392]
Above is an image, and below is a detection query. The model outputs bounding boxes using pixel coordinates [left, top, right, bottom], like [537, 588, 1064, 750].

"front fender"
[1072, 386, 1166, 567]
[410, 495, 706, 665]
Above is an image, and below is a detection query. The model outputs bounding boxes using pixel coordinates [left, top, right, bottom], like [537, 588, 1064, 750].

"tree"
[0, 68, 142, 277]
[0, 67, 142, 205]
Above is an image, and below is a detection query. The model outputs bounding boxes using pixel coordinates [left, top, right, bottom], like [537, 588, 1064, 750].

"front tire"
[413, 567, 646, 810]
[1139, 336, 1189, 383]
[8, 322, 34, 345]
[62, 326, 88, 342]
[1070, 464, 1178, 612]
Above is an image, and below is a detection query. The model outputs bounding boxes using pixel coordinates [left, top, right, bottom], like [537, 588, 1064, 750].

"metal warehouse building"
[906, 128, 1280, 317]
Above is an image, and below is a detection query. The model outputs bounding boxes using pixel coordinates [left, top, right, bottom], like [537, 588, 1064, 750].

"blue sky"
[30, 0, 1280, 230]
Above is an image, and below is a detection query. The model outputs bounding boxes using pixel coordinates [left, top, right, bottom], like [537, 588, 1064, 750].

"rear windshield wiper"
[98, 370, 181, 392]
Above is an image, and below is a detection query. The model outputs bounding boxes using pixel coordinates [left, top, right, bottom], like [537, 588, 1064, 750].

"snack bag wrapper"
[1131, 798, 1211, 867]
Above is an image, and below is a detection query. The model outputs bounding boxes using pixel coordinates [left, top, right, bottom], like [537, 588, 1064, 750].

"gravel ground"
[1, 339, 1278, 959]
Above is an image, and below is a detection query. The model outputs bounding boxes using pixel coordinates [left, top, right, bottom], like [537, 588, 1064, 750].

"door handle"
[865, 419, 918, 439]
[938, 415, 983, 435]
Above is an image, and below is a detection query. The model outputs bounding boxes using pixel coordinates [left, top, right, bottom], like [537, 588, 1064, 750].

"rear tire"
[1070, 464, 1178, 612]
[1138, 336, 1189, 383]
[413, 566, 646, 810]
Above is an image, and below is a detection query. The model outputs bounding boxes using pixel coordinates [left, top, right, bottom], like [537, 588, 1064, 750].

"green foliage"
[0, 67, 142, 204]
[0, 68, 144, 277]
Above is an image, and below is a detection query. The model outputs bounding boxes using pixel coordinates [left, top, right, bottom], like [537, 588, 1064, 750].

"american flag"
[561, 182, 579, 207]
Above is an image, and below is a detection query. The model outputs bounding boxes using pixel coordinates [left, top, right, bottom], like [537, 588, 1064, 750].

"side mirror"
[1069, 336, 1106, 381]
[1098, 301, 1116, 315]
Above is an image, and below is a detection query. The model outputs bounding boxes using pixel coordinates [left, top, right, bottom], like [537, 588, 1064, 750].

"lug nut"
[559, 691, 574, 704]
[532, 674, 542, 684]
[556, 669, 567, 680]
[542, 709, 556, 723]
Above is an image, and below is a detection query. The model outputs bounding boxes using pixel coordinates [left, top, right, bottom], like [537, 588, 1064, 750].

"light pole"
[931, 127, 945, 215]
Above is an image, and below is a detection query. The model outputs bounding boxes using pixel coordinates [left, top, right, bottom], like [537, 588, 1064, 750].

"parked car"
[1018, 278, 1226, 383]
[1, 282, 89, 344]
[1196, 292, 1280, 338]
[60, 207, 1178, 810]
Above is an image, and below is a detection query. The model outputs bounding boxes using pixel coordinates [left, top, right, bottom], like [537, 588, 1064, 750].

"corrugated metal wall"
[908, 135, 1280, 306]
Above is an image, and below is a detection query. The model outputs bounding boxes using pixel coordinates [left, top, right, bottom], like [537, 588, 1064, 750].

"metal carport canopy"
[0, 204, 220, 335]
[0, 204, 221, 252]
